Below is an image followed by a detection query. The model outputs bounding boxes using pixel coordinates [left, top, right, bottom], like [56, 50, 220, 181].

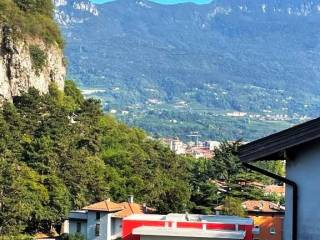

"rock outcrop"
[0, 25, 66, 103]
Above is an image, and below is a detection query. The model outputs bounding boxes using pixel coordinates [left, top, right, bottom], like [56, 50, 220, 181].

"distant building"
[203, 141, 221, 151]
[123, 213, 254, 240]
[226, 112, 247, 117]
[64, 197, 153, 240]
[186, 146, 213, 159]
[264, 184, 285, 197]
[215, 200, 284, 240]
[161, 138, 187, 155]
[243, 200, 284, 240]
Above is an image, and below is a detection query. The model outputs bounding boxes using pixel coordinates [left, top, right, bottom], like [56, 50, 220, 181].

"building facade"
[215, 200, 284, 240]
[65, 198, 151, 240]
[123, 213, 254, 240]
[243, 200, 284, 240]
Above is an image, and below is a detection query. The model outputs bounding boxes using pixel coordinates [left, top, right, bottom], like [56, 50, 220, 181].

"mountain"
[55, 0, 320, 140]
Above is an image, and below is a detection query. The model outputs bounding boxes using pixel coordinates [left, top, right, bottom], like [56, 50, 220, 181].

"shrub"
[13, 0, 53, 16]
[0, 0, 64, 48]
[29, 45, 47, 76]
[61, 233, 85, 240]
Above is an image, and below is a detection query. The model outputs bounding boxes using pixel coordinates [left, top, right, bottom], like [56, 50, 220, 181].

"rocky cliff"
[0, 25, 66, 103]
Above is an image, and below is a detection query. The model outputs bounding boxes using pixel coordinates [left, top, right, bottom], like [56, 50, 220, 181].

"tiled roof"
[113, 202, 144, 218]
[264, 185, 285, 195]
[215, 200, 284, 214]
[83, 199, 124, 212]
[242, 200, 284, 213]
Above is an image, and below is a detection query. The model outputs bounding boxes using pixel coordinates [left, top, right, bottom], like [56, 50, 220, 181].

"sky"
[91, 0, 212, 4]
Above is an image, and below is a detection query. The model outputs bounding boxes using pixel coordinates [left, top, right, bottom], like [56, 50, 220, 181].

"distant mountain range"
[54, 0, 320, 140]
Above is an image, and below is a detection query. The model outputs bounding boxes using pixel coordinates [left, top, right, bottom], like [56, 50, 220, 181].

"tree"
[222, 196, 246, 217]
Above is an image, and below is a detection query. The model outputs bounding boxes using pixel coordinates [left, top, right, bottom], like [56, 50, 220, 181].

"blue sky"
[91, 0, 212, 4]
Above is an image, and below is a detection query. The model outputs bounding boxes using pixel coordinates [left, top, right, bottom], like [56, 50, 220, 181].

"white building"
[64, 197, 152, 240]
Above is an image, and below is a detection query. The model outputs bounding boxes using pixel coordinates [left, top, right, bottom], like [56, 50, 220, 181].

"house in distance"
[63, 196, 153, 240]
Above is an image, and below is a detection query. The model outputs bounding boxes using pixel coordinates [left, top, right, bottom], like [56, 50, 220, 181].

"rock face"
[0, 25, 66, 103]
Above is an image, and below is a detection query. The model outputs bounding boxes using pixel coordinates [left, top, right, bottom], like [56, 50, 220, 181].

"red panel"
[122, 220, 166, 240]
[206, 223, 235, 231]
[123, 219, 253, 240]
[177, 222, 203, 229]
[240, 224, 253, 240]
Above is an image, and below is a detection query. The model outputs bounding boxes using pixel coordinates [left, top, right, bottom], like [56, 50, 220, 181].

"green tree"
[222, 196, 246, 217]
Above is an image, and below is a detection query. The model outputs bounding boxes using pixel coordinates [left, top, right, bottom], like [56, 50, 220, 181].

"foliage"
[29, 45, 47, 76]
[0, 81, 286, 235]
[13, 0, 53, 16]
[0, 81, 191, 235]
[61, 233, 85, 240]
[0, 0, 63, 48]
[222, 196, 246, 217]
[187, 141, 285, 214]
[0, 235, 33, 240]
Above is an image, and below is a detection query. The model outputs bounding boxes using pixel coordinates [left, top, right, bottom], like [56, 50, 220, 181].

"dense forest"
[0, 81, 284, 238]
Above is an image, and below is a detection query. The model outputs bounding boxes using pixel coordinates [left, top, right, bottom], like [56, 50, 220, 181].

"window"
[253, 225, 260, 235]
[96, 212, 100, 220]
[270, 226, 276, 235]
[95, 223, 100, 236]
[76, 222, 81, 233]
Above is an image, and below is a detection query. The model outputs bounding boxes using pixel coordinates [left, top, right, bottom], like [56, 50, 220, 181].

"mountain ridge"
[55, 0, 320, 140]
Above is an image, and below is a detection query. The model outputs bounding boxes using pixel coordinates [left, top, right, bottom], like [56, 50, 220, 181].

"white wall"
[87, 211, 111, 240]
[69, 220, 87, 238]
[111, 218, 122, 239]
[285, 141, 320, 240]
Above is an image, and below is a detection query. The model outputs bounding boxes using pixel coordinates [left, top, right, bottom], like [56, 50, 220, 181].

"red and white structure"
[122, 213, 254, 240]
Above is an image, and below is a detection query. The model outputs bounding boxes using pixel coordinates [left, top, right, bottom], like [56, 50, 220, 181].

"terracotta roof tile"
[242, 200, 284, 213]
[264, 185, 285, 195]
[83, 199, 124, 212]
[215, 200, 284, 213]
[113, 202, 156, 218]
[113, 202, 142, 218]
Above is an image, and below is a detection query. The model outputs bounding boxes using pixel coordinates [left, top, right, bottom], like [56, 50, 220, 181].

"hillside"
[55, 0, 320, 140]
[0, 0, 65, 103]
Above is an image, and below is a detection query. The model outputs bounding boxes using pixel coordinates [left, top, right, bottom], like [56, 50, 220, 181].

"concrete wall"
[285, 142, 320, 240]
[69, 220, 87, 238]
[87, 211, 112, 240]
[111, 218, 122, 239]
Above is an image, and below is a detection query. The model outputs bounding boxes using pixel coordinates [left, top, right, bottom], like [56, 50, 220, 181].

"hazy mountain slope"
[55, 0, 320, 140]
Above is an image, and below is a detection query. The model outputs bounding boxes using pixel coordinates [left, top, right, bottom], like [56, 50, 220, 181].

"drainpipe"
[242, 162, 298, 240]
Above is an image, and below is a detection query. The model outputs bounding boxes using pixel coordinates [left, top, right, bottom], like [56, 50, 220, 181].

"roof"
[243, 200, 284, 213]
[112, 202, 148, 218]
[215, 200, 284, 214]
[83, 199, 124, 212]
[132, 226, 246, 239]
[238, 117, 320, 162]
[125, 214, 252, 225]
[264, 185, 285, 195]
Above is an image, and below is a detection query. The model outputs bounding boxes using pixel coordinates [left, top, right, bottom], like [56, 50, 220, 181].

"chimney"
[129, 195, 134, 203]
[143, 203, 147, 213]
